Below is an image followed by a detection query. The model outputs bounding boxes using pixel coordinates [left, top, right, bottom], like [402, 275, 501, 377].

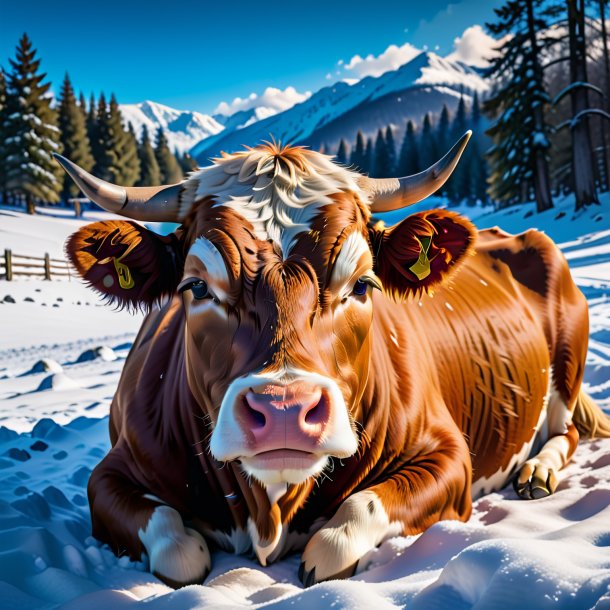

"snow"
[0, 198, 609, 608]
[119, 101, 224, 155]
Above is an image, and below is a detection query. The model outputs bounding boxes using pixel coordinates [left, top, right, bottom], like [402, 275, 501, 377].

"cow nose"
[238, 385, 331, 450]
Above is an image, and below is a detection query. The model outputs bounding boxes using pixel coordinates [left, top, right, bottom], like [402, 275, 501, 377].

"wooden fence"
[0, 249, 73, 281]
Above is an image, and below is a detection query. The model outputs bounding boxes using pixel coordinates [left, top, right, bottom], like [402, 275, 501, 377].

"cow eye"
[179, 279, 212, 300]
[352, 279, 368, 297]
[190, 281, 210, 300]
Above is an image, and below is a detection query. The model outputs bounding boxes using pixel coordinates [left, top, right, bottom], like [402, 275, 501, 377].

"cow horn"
[359, 130, 472, 213]
[53, 153, 188, 222]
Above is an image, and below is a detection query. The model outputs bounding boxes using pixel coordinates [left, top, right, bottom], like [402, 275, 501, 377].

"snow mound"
[75, 346, 117, 363]
[27, 358, 63, 375]
[36, 373, 80, 392]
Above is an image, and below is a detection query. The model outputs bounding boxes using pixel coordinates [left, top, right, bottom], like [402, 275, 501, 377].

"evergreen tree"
[120, 118, 141, 187]
[384, 126, 397, 176]
[419, 113, 439, 171]
[485, 0, 553, 212]
[57, 73, 94, 203]
[336, 138, 348, 164]
[397, 120, 420, 176]
[178, 152, 198, 176]
[0, 69, 7, 199]
[373, 129, 391, 177]
[136, 125, 161, 186]
[448, 95, 470, 204]
[86, 93, 97, 149]
[469, 91, 488, 205]
[3, 34, 62, 213]
[363, 138, 374, 174]
[155, 128, 183, 183]
[350, 131, 366, 171]
[437, 105, 451, 156]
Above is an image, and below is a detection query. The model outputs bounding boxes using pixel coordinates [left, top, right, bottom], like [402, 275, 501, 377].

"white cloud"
[445, 25, 503, 68]
[214, 86, 311, 117]
[343, 42, 422, 79]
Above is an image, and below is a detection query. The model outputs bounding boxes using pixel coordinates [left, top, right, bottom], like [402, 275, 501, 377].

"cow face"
[66, 144, 475, 488]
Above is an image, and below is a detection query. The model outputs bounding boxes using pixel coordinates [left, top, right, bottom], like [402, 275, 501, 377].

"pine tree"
[178, 152, 198, 176]
[120, 119, 141, 187]
[437, 105, 451, 157]
[448, 95, 470, 204]
[469, 91, 488, 205]
[546, 0, 600, 208]
[155, 128, 183, 183]
[136, 125, 161, 186]
[336, 139, 348, 164]
[3, 34, 62, 213]
[57, 73, 94, 204]
[384, 126, 397, 176]
[349, 131, 365, 172]
[485, 0, 553, 212]
[364, 138, 374, 174]
[419, 113, 439, 171]
[0, 69, 7, 199]
[86, 93, 97, 149]
[397, 120, 420, 176]
[373, 129, 391, 177]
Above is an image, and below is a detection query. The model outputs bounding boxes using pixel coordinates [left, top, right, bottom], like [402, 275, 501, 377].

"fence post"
[4, 249, 12, 281]
[44, 253, 51, 280]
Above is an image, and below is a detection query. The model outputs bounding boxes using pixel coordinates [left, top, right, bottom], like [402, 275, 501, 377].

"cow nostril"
[243, 396, 266, 429]
[304, 394, 328, 425]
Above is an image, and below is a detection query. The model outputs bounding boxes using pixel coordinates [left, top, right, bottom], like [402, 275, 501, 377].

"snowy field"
[0, 195, 609, 609]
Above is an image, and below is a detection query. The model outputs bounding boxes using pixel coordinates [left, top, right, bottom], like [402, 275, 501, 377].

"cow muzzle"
[209, 370, 358, 486]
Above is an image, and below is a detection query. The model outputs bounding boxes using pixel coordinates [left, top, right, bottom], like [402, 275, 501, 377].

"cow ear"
[370, 210, 476, 301]
[66, 220, 183, 310]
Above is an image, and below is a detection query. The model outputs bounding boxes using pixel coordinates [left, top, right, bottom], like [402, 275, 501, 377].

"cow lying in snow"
[55, 133, 610, 588]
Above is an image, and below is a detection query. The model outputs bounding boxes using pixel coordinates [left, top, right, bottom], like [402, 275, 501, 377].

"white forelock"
[183, 147, 365, 255]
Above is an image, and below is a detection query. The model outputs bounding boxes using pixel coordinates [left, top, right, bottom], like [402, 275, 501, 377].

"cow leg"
[299, 431, 471, 586]
[514, 423, 579, 499]
[88, 450, 211, 587]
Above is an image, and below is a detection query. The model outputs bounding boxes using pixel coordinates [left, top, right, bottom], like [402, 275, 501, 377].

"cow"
[54, 133, 610, 588]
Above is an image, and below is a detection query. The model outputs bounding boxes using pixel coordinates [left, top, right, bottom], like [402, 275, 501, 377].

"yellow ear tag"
[409, 236, 432, 281]
[113, 258, 135, 290]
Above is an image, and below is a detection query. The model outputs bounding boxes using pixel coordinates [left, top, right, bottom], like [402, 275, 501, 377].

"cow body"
[59, 143, 603, 587]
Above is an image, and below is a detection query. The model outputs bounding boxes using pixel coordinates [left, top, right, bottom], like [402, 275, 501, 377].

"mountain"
[119, 101, 224, 154]
[191, 52, 490, 164]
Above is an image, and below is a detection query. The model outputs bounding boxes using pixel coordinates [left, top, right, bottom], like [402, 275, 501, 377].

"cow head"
[58, 134, 476, 487]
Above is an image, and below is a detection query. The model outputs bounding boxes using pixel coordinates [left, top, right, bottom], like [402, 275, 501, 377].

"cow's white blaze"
[210, 367, 358, 486]
[188, 236, 230, 290]
[330, 231, 372, 294]
[183, 147, 365, 255]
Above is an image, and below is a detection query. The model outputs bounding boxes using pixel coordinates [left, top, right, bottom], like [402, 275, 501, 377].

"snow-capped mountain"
[119, 101, 224, 154]
[191, 51, 490, 163]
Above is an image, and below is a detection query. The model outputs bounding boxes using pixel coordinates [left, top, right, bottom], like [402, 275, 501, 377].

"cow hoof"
[140, 505, 211, 587]
[299, 490, 394, 586]
[514, 461, 557, 500]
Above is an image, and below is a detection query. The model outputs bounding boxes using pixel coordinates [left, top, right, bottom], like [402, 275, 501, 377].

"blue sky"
[1, 0, 503, 115]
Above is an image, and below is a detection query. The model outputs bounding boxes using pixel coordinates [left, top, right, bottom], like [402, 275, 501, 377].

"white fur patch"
[184, 147, 365, 255]
[188, 237, 229, 288]
[139, 505, 210, 585]
[248, 517, 283, 567]
[330, 231, 372, 293]
[209, 367, 358, 475]
[300, 490, 402, 582]
[204, 527, 251, 555]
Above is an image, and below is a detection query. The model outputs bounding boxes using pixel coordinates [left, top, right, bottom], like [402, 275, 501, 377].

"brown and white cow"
[55, 134, 610, 588]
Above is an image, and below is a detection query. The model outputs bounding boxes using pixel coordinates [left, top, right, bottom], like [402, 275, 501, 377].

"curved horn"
[359, 130, 472, 213]
[53, 153, 188, 222]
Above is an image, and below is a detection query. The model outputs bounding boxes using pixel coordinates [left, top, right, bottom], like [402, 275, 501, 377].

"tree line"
[0, 34, 196, 215]
[330, 92, 489, 206]
[484, 0, 610, 212]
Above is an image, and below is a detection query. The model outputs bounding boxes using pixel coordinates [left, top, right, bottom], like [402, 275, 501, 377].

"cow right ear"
[66, 220, 183, 310]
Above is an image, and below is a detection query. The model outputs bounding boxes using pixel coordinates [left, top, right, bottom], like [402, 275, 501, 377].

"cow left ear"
[370, 210, 476, 300]
[66, 220, 184, 310]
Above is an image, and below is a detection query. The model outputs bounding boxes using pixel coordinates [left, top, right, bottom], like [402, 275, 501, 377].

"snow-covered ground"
[0, 195, 609, 609]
